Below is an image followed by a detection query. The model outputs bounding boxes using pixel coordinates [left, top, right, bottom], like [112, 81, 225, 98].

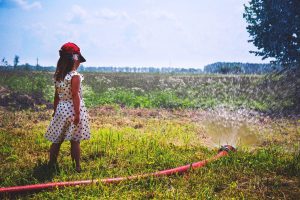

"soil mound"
[0, 86, 52, 110]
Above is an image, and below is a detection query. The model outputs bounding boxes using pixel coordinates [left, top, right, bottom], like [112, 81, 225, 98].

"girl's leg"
[49, 142, 62, 166]
[71, 140, 81, 172]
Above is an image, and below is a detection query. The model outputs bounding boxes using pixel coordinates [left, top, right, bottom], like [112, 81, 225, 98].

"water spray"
[0, 145, 236, 194]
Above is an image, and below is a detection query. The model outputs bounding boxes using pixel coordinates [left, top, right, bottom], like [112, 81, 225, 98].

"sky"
[0, 0, 270, 68]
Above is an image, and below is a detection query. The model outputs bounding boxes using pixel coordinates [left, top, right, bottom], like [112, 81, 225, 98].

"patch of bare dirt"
[0, 86, 52, 110]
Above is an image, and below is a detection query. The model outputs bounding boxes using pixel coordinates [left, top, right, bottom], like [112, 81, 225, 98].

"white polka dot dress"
[45, 71, 91, 143]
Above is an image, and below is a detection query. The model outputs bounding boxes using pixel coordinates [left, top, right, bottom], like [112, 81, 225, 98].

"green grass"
[0, 108, 299, 199]
[0, 71, 299, 198]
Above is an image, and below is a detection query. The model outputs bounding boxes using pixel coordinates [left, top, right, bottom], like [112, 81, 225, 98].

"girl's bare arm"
[71, 75, 81, 125]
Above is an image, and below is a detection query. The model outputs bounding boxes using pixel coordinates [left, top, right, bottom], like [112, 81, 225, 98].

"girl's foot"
[48, 161, 59, 172]
[48, 161, 57, 168]
[75, 166, 81, 173]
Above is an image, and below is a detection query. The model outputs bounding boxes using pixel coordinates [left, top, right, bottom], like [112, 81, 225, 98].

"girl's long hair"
[54, 51, 74, 81]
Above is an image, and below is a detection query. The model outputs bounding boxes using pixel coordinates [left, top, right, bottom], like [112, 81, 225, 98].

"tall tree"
[244, 0, 300, 112]
[14, 55, 19, 68]
[243, 0, 300, 72]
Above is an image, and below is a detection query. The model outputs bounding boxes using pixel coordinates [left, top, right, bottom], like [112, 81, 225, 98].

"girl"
[45, 42, 90, 172]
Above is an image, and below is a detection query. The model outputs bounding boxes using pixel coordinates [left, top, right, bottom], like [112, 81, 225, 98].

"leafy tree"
[14, 55, 19, 68]
[244, 0, 300, 112]
[243, 0, 300, 72]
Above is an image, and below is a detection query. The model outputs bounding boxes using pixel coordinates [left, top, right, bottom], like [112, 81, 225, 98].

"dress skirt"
[45, 100, 90, 143]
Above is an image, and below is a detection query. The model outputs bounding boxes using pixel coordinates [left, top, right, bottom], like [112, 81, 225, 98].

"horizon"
[0, 0, 272, 69]
[3, 61, 273, 69]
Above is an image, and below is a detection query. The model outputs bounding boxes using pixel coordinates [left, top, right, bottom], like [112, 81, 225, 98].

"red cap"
[60, 42, 86, 62]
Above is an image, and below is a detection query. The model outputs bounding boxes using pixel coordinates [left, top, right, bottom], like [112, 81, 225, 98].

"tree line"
[204, 62, 280, 74]
[1, 56, 279, 74]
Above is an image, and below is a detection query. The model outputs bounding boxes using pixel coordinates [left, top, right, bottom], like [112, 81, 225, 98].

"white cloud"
[140, 10, 175, 21]
[138, 9, 182, 29]
[68, 5, 88, 24]
[127, 9, 186, 54]
[95, 8, 129, 21]
[13, 0, 41, 10]
[67, 6, 130, 25]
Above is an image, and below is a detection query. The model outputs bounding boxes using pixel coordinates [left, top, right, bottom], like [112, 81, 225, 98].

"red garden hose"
[0, 145, 236, 194]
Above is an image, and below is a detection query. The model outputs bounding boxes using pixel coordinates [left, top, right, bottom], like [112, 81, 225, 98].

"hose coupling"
[218, 145, 236, 153]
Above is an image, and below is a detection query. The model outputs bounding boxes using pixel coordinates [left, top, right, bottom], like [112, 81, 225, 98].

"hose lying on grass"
[0, 145, 236, 194]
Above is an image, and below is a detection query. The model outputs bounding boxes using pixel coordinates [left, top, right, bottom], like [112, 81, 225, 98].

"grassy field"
[0, 71, 299, 199]
[0, 70, 295, 112]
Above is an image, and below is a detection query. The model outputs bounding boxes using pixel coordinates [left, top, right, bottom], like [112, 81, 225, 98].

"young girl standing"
[45, 42, 90, 172]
